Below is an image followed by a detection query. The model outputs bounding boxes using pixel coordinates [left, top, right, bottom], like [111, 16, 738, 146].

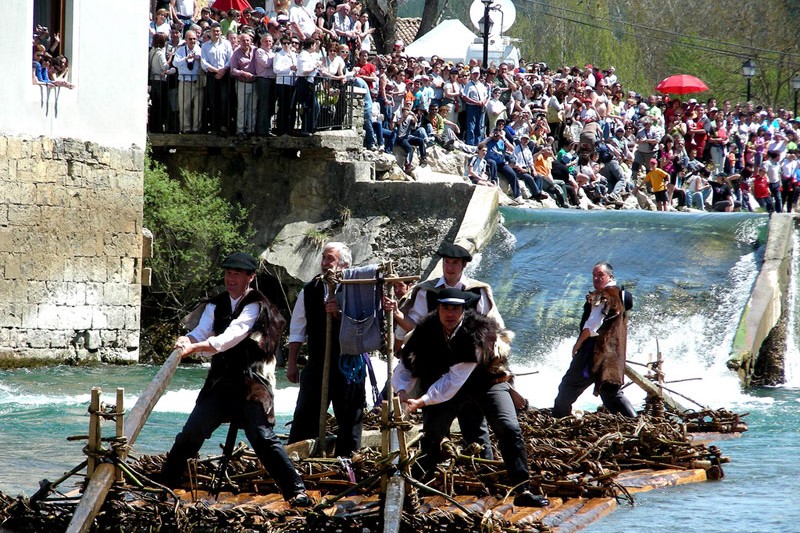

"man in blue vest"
[161, 252, 311, 506]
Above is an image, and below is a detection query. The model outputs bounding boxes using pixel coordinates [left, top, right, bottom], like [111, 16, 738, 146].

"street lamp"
[791, 75, 800, 119]
[480, 0, 493, 68]
[742, 59, 756, 102]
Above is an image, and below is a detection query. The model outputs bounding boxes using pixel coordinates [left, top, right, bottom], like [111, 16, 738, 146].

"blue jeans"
[465, 104, 484, 146]
[487, 158, 520, 197]
[353, 77, 375, 148]
[517, 171, 543, 196]
[396, 135, 425, 165]
[769, 181, 783, 212]
[373, 122, 395, 151]
[688, 188, 711, 210]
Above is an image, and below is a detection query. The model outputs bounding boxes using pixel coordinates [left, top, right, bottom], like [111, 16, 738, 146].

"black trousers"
[419, 382, 529, 490]
[275, 83, 296, 135]
[205, 73, 230, 132]
[552, 342, 637, 418]
[161, 389, 305, 498]
[287, 360, 365, 456]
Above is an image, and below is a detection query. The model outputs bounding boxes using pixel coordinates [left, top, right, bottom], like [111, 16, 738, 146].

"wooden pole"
[317, 270, 338, 457]
[384, 261, 396, 421]
[114, 388, 125, 483]
[66, 349, 183, 533]
[625, 363, 687, 413]
[87, 388, 101, 477]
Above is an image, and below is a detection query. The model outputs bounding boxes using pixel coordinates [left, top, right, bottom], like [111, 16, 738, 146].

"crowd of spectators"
[148, 1, 800, 212]
[31, 25, 74, 89]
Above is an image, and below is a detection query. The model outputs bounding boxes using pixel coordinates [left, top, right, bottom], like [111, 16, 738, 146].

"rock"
[263, 217, 391, 285]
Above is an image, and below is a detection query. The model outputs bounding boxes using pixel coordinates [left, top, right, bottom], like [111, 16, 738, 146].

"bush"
[141, 154, 254, 362]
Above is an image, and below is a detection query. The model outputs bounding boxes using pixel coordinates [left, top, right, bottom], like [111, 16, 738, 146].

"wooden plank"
[616, 468, 707, 493]
[66, 349, 183, 533]
[625, 364, 688, 412]
[552, 497, 618, 533]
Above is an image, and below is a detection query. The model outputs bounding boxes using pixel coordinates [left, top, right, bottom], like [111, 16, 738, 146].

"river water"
[1, 209, 798, 531]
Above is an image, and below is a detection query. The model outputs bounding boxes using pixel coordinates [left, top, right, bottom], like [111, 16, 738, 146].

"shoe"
[288, 492, 313, 508]
[514, 195, 524, 204]
[420, 158, 428, 166]
[513, 491, 549, 507]
[404, 163, 415, 174]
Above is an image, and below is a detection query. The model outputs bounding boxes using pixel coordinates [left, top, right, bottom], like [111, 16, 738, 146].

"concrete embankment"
[729, 213, 795, 387]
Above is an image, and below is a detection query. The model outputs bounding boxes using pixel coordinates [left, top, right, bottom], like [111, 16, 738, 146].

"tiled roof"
[395, 17, 421, 47]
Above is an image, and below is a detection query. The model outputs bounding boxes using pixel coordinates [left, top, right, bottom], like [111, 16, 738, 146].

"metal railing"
[147, 74, 354, 136]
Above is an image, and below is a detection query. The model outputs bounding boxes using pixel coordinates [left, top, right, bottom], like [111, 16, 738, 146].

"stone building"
[0, 1, 147, 362]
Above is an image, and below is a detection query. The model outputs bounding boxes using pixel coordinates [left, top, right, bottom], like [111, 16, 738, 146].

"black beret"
[221, 252, 257, 272]
[437, 287, 480, 307]
[436, 242, 472, 261]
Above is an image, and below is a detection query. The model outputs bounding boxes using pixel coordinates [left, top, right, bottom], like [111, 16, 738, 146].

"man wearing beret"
[161, 252, 311, 507]
[286, 242, 365, 457]
[389, 241, 504, 460]
[393, 288, 548, 508]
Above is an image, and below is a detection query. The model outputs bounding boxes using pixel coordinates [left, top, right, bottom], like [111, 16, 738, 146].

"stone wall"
[0, 136, 144, 363]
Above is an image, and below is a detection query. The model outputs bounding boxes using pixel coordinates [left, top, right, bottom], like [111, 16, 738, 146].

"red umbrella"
[209, 0, 252, 13]
[655, 74, 709, 95]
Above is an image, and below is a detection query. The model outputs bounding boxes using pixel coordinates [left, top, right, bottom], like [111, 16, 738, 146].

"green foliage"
[141, 153, 254, 361]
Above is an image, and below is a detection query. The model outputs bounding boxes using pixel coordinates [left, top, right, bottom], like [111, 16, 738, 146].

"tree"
[141, 154, 254, 362]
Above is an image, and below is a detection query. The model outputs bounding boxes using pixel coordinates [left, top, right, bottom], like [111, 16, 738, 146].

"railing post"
[87, 387, 101, 477]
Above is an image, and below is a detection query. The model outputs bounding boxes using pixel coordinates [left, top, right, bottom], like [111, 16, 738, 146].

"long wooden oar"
[317, 272, 338, 456]
[66, 348, 183, 533]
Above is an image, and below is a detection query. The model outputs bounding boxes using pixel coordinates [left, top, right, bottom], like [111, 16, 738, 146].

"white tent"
[404, 19, 478, 63]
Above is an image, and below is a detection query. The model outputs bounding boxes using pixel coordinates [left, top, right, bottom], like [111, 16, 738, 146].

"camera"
[187, 56, 195, 70]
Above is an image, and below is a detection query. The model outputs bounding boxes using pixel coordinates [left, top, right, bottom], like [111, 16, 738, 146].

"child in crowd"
[643, 158, 669, 211]
[465, 143, 495, 187]
[753, 163, 774, 213]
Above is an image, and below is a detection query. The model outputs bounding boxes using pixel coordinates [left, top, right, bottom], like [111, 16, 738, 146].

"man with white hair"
[286, 242, 365, 456]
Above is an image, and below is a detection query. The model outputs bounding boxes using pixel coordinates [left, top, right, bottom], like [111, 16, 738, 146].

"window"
[33, 0, 66, 58]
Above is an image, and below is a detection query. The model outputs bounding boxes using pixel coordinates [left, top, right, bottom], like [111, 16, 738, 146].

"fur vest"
[401, 310, 511, 394]
[196, 289, 286, 425]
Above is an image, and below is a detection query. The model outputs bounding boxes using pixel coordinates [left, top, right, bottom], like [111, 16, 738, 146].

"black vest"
[303, 276, 342, 368]
[401, 310, 507, 393]
[199, 289, 272, 399]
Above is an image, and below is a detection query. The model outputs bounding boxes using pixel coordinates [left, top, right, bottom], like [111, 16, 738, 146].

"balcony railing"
[147, 74, 354, 136]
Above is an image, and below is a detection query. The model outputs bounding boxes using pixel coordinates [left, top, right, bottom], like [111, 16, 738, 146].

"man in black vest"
[286, 242, 365, 456]
[161, 252, 310, 507]
[395, 288, 548, 508]
[552, 261, 637, 418]
[389, 242, 503, 459]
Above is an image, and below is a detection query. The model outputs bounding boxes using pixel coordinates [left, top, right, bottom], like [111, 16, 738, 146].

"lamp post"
[742, 59, 756, 102]
[480, 0, 493, 68]
[792, 75, 800, 119]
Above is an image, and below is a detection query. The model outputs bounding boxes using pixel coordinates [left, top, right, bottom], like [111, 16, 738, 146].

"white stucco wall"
[0, 0, 148, 149]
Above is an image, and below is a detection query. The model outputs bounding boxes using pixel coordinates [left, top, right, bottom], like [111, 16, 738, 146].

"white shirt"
[289, 3, 316, 38]
[187, 292, 259, 354]
[391, 321, 478, 406]
[288, 283, 335, 343]
[201, 38, 232, 71]
[296, 49, 318, 81]
[583, 280, 616, 336]
[406, 275, 490, 326]
[173, 42, 202, 78]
